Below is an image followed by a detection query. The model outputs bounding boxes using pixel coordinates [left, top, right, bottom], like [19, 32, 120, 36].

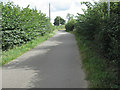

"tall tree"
[53, 16, 65, 26]
[66, 13, 74, 22]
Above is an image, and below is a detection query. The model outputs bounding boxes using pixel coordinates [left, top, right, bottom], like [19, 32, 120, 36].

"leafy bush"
[65, 19, 76, 31]
[1, 2, 54, 51]
[76, 1, 120, 63]
[75, 1, 120, 88]
[95, 14, 120, 62]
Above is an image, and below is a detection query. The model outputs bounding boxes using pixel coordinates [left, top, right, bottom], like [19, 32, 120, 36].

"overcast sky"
[0, 0, 99, 24]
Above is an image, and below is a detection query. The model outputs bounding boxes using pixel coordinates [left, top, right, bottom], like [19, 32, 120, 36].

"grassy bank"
[73, 31, 118, 88]
[55, 25, 65, 30]
[1, 29, 58, 65]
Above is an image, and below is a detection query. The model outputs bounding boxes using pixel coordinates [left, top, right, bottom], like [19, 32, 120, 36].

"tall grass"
[73, 31, 119, 88]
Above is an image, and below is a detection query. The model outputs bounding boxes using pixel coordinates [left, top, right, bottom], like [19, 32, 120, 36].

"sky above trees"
[1, 0, 99, 24]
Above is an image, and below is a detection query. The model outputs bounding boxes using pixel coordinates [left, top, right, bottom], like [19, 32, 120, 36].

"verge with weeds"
[73, 31, 119, 88]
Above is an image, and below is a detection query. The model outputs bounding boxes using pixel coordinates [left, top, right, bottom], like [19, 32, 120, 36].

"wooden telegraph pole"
[49, 3, 51, 21]
[107, 0, 110, 18]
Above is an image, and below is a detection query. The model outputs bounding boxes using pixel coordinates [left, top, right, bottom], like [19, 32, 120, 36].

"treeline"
[1, 2, 54, 51]
[65, 1, 120, 88]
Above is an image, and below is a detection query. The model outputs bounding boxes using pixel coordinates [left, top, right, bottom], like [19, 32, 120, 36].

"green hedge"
[76, 2, 120, 64]
[1, 2, 54, 51]
[65, 19, 76, 31]
[75, 2, 119, 87]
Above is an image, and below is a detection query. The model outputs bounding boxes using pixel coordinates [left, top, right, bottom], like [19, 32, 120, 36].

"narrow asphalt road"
[2, 30, 88, 88]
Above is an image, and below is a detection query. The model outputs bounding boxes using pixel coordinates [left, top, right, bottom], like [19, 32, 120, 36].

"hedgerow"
[75, 1, 120, 88]
[1, 2, 54, 51]
[65, 19, 76, 31]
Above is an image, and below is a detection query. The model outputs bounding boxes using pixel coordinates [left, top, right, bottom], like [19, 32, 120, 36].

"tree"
[66, 13, 74, 22]
[53, 16, 65, 26]
[65, 19, 76, 31]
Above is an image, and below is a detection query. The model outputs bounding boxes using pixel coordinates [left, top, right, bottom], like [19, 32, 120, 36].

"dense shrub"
[75, 2, 120, 88]
[1, 2, 54, 51]
[65, 19, 76, 31]
[96, 14, 120, 62]
[76, 1, 120, 63]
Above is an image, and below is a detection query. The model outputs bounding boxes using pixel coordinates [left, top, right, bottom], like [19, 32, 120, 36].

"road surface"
[2, 30, 88, 88]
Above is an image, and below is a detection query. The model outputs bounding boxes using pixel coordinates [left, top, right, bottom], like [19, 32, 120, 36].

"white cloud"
[1, 0, 99, 24]
[50, 0, 72, 12]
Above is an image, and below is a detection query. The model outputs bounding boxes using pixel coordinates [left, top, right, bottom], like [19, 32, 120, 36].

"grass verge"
[73, 31, 118, 88]
[55, 25, 65, 30]
[1, 29, 58, 65]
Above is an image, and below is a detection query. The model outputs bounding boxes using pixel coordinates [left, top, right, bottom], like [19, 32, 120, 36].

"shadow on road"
[2, 30, 88, 88]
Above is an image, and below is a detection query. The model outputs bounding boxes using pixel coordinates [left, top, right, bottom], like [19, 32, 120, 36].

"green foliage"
[66, 13, 74, 21]
[53, 16, 65, 26]
[75, 1, 120, 88]
[2, 29, 57, 65]
[65, 19, 76, 31]
[76, 1, 120, 62]
[54, 25, 65, 30]
[1, 2, 54, 51]
[74, 32, 119, 88]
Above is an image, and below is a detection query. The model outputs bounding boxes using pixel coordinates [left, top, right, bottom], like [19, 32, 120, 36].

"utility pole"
[107, 0, 110, 18]
[49, 3, 51, 21]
